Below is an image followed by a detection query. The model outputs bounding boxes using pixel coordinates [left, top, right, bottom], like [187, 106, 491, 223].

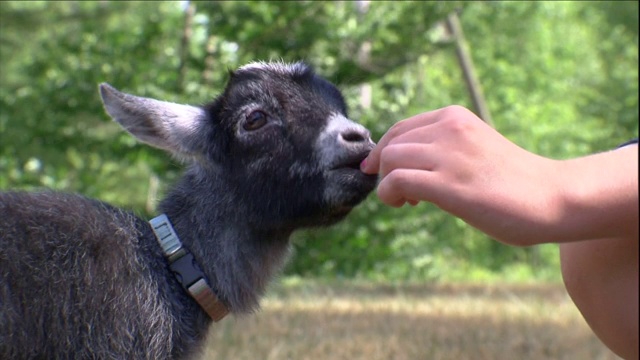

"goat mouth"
[333, 161, 363, 171]
[328, 151, 378, 195]
[325, 152, 378, 211]
[330, 152, 370, 172]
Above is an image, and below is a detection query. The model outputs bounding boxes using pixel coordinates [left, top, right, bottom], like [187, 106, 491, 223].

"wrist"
[529, 157, 573, 244]
[551, 148, 639, 242]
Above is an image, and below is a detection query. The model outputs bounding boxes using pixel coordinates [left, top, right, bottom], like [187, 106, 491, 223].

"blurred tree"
[286, 1, 638, 281]
[0, 1, 185, 211]
[1, 1, 636, 282]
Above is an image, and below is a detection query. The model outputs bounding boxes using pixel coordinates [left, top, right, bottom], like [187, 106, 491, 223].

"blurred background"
[0, 2, 637, 358]
[2, 0, 637, 283]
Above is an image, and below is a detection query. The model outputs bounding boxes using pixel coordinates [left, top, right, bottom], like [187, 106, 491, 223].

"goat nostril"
[340, 130, 368, 143]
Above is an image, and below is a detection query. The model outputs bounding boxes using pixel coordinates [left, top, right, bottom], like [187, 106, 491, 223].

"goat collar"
[149, 214, 229, 322]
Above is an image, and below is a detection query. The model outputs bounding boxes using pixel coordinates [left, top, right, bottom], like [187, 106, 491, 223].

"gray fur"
[0, 62, 376, 359]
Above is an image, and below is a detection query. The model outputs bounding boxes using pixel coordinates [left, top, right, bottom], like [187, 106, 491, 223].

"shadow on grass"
[202, 283, 621, 360]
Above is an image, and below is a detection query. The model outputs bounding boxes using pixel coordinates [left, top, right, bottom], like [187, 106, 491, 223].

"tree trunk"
[445, 11, 494, 126]
[203, 34, 216, 87]
[177, 1, 195, 92]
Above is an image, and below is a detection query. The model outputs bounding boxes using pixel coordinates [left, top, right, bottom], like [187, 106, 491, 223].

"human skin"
[360, 105, 639, 359]
[561, 237, 638, 360]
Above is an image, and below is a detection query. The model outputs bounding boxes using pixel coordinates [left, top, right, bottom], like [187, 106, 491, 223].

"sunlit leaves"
[1, 1, 636, 282]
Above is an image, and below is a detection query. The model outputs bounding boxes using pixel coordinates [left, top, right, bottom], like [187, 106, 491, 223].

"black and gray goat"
[0, 62, 377, 359]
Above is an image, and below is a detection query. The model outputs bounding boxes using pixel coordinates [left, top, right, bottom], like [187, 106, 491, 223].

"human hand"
[361, 105, 639, 359]
[360, 105, 563, 245]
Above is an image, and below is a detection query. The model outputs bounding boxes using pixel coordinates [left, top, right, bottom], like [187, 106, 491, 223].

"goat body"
[0, 62, 377, 359]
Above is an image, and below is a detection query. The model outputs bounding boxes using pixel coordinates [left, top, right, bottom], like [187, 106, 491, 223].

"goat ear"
[99, 83, 206, 156]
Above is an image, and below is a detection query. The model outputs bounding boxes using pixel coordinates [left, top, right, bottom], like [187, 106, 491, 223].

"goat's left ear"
[99, 83, 206, 157]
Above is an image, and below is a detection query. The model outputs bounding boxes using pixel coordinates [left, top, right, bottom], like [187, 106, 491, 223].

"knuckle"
[386, 120, 407, 139]
[379, 144, 396, 161]
[377, 173, 404, 207]
[440, 107, 473, 134]
[448, 104, 469, 114]
[439, 105, 469, 121]
[440, 104, 468, 116]
[447, 118, 468, 133]
[385, 168, 408, 188]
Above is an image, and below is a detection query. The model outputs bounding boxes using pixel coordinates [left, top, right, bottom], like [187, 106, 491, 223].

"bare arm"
[361, 105, 638, 246]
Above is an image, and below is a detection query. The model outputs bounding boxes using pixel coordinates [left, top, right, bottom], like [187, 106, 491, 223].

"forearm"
[552, 145, 639, 243]
[560, 236, 639, 360]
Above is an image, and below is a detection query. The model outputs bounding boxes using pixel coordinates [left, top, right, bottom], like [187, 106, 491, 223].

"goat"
[0, 61, 377, 359]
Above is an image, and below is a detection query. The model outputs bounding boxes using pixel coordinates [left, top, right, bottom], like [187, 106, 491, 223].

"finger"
[376, 168, 438, 207]
[364, 105, 479, 174]
[387, 124, 439, 146]
[362, 111, 442, 174]
[378, 142, 434, 179]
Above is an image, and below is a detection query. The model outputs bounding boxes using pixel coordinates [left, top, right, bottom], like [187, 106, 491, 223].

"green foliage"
[0, 1, 185, 212]
[1, 1, 637, 282]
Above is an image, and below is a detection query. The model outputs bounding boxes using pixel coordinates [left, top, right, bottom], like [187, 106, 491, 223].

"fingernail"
[360, 159, 367, 171]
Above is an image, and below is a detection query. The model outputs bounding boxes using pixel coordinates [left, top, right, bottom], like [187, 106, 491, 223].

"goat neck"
[158, 167, 293, 316]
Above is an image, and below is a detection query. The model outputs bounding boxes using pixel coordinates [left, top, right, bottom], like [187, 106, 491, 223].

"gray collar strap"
[149, 214, 229, 322]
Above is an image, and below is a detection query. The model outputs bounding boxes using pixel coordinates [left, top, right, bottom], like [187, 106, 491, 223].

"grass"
[202, 280, 621, 360]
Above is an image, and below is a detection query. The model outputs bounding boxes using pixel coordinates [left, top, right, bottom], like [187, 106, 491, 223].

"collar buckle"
[149, 214, 229, 322]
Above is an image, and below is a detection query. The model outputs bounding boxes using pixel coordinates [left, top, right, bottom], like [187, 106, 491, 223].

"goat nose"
[339, 127, 371, 144]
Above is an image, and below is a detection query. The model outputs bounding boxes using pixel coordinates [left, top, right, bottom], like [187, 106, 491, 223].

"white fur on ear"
[99, 83, 206, 155]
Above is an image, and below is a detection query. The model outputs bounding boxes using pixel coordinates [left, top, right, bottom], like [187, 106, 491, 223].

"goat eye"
[243, 110, 268, 131]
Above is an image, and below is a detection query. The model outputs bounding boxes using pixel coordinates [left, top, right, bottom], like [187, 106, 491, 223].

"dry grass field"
[202, 281, 621, 360]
